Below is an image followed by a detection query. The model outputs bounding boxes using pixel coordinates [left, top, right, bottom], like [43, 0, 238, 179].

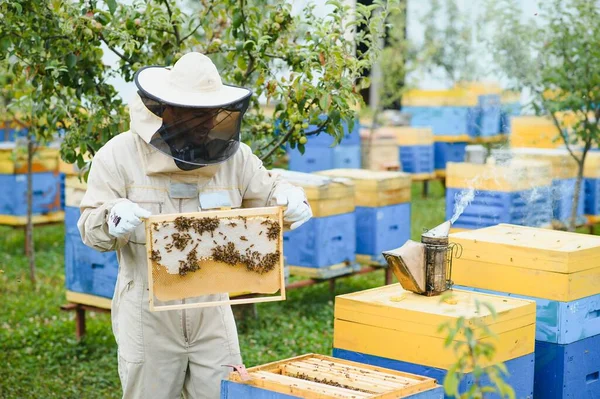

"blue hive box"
[534, 334, 600, 399]
[551, 178, 585, 222]
[585, 178, 600, 216]
[476, 94, 502, 137]
[316, 169, 412, 264]
[0, 172, 63, 216]
[455, 286, 600, 345]
[399, 145, 434, 174]
[434, 141, 468, 171]
[403, 106, 479, 137]
[65, 206, 118, 299]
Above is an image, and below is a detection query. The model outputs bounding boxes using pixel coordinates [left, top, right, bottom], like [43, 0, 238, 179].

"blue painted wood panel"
[333, 349, 534, 399]
[399, 145, 435, 174]
[433, 142, 468, 170]
[355, 203, 410, 260]
[0, 172, 63, 216]
[455, 286, 600, 344]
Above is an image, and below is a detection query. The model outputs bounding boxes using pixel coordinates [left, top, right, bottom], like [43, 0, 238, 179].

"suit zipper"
[179, 198, 189, 344]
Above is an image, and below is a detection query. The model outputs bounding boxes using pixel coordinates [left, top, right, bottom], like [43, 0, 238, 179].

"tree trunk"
[364, 107, 381, 169]
[569, 162, 585, 232]
[26, 133, 36, 288]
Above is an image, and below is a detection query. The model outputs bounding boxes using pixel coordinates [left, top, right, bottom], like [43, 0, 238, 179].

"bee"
[240, 236, 248, 241]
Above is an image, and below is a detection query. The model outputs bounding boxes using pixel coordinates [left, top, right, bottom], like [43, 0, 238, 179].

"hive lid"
[335, 284, 535, 334]
[271, 169, 354, 200]
[316, 168, 411, 191]
[446, 160, 552, 191]
[450, 224, 600, 273]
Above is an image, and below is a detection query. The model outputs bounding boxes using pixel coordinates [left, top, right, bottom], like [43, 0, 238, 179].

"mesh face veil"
[138, 91, 251, 171]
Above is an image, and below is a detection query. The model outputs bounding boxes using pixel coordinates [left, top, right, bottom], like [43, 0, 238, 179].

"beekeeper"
[78, 52, 312, 399]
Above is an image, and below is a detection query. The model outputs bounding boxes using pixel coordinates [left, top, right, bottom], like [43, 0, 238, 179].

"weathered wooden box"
[221, 354, 444, 398]
[145, 207, 285, 311]
[333, 285, 536, 398]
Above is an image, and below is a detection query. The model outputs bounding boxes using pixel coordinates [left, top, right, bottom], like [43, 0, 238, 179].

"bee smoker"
[382, 221, 462, 296]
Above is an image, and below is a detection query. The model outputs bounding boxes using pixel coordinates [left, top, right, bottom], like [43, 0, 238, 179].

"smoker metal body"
[383, 221, 461, 296]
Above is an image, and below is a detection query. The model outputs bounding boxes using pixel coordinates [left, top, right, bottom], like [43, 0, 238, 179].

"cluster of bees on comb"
[150, 215, 281, 276]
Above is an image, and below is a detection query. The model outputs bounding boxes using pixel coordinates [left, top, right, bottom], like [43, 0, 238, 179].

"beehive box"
[392, 127, 435, 176]
[317, 169, 411, 264]
[222, 354, 444, 399]
[446, 161, 553, 230]
[0, 172, 63, 219]
[333, 284, 536, 398]
[360, 127, 401, 171]
[0, 143, 59, 174]
[145, 207, 285, 310]
[64, 176, 119, 304]
[510, 148, 584, 222]
[433, 141, 468, 172]
[584, 152, 600, 219]
[272, 170, 357, 272]
[450, 224, 600, 302]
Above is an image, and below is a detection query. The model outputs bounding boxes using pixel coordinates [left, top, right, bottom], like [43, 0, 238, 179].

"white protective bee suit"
[78, 53, 312, 399]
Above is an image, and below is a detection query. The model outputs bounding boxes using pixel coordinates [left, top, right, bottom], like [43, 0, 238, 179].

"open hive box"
[224, 354, 441, 399]
[145, 207, 285, 311]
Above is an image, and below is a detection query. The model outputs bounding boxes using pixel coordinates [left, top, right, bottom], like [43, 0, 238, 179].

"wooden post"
[75, 306, 86, 340]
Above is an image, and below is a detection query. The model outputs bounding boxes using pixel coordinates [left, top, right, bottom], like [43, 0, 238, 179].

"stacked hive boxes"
[359, 126, 401, 171]
[63, 163, 118, 308]
[445, 160, 553, 230]
[332, 285, 536, 398]
[451, 224, 600, 398]
[395, 127, 435, 179]
[287, 120, 361, 173]
[510, 148, 584, 223]
[273, 170, 358, 278]
[221, 354, 444, 398]
[316, 169, 411, 265]
[499, 91, 522, 134]
[402, 89, 475, 177]
[585, 152, 600, 222]
[0, 142, 64, 225]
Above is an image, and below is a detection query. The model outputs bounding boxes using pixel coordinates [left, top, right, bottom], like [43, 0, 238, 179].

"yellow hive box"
[360, 132, 400, 171]
[392, 127, 434, 147]
[446, 160, 553, 191]
[0, 144, 59, 174]
[510, 148, 579, 179]
[510, 116, 561, 149]
[584, 152, 600, 178]
[271, 169, 355, 218]
[316, 168, 411, 207]
[450, 224, 600, 301]
[333, 284, 536, 371]
[402, 88, 479, 107]
[224, 353, 441, 398]
[65, 175, 87, 207]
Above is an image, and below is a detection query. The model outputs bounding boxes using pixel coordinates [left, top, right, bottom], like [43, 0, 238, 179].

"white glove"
[274, 187, 312, 230]
[107, 200, 152, 238]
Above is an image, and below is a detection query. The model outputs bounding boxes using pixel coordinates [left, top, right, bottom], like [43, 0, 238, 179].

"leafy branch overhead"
[1, 0, 398, 171]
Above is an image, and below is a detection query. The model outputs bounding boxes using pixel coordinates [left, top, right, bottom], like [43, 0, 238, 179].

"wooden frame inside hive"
[227, 353, 438, 398]
[145, 207, 285, 311]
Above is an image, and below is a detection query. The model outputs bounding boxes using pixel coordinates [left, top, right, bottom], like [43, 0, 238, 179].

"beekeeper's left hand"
[274, 187, 312, 230]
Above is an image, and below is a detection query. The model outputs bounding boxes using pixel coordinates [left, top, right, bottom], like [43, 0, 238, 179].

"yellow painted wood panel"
[445, 161, 552, 191]
[433, 135, 471, 143]
[333, 319, 535, 371]
[335, 307, 535, 340]
[317, 169, 412, 191]
[309, 196, 355, 218]
[585, 152, 600, 178]
[402, 88, 479, 107]
[66, 290, 112, 309]
[357, 188, 411, 207]
[450, 224, 600, 273]
[334, 285, 535, 328]
[361, 144, 400, 172]
[452, 258, 600, 301]
[0, 211, 65, 226]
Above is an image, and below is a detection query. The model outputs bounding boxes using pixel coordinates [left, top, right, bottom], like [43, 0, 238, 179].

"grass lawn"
[0, 182, 445, 398]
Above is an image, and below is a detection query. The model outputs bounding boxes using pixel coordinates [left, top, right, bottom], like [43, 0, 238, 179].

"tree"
[419, 0, 480, 85]
[1, 0, 396, 283]
[483, 0, 600, 231]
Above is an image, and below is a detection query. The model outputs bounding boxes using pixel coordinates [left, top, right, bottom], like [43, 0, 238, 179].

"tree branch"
[100, 37, 133, 64]
[180, 21, 203, 42]
[260, 129, 294, 161]
[162, 0, 181, 46]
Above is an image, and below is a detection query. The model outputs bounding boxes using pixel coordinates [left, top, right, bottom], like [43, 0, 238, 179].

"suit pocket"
[126, 187, 164, 245]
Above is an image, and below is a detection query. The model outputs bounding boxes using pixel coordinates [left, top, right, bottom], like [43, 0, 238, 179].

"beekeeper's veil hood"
[130, 52, 252, 171]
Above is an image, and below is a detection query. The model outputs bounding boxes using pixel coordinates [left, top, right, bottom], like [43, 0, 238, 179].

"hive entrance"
[145, 207, 285, 310]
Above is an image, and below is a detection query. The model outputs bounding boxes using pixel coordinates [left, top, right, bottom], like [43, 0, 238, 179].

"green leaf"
[298, 143, 305, 155]
[66, 53, 77, 69]
[106, 0, 117, 15]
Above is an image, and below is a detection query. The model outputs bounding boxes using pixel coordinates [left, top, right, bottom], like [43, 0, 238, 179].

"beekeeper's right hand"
[107, 200, 152, 238]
